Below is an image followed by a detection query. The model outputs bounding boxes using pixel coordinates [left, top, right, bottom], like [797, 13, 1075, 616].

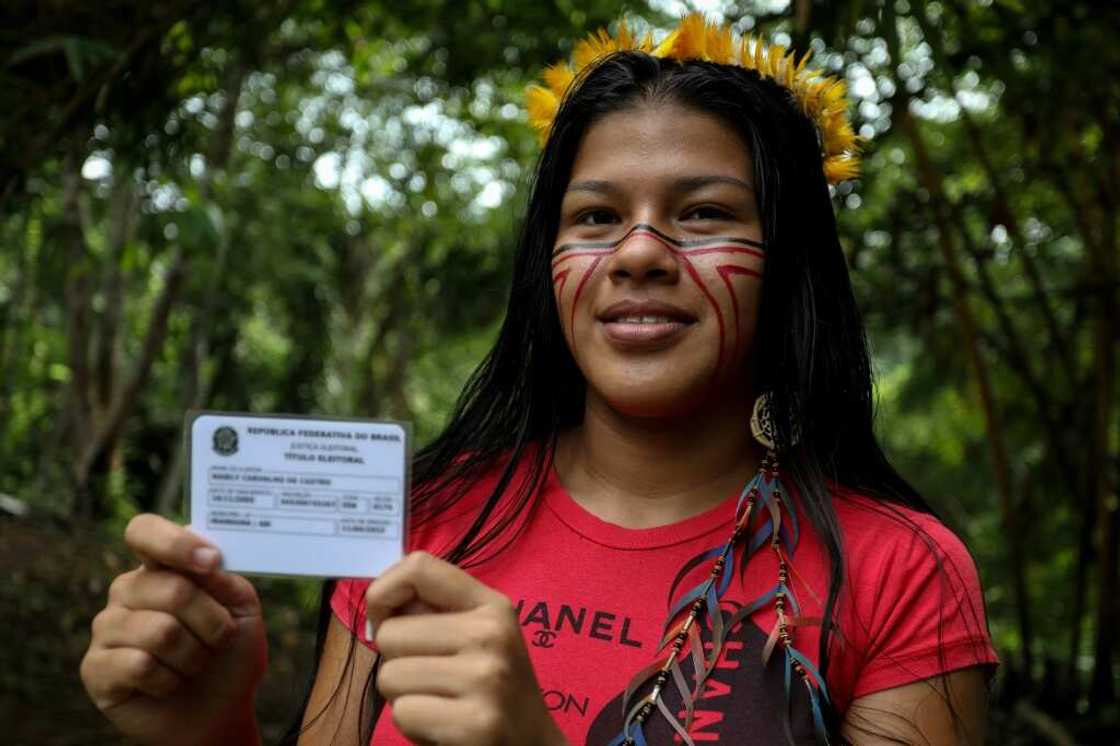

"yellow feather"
[783, 53, 797, 88]
[766, 45, 784, 76]
[801, 77, 829, 116]
[797, 82, 818, 115]
[735, 35, 750, 66]
[825, 119, 857, 155]
[572, 28, 614, 70]
[709, 25, 734, 64]
[525, 85, 558, 130]
[653, 27, 681, 57]
[820, 79, 848, 110]
[824, 156, 860, 183]
[675, 13, 709, 59]
[796, 49, 813, 72]
[571, 41, 596, 71]
[543, 63, 574, 96]
[617, 21, 636, 50]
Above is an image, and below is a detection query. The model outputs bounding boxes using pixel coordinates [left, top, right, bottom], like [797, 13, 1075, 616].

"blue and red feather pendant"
[608, 452, 832, 746]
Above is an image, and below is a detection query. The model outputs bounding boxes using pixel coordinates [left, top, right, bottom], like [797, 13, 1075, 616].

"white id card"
[185, 411, 409, 578]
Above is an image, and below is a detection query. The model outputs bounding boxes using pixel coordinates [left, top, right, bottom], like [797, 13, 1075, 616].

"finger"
[124, 513, 221, 574]
[391, 695, 493, 746]
[192, 569, 261, 618]
[80, 646, 184, 710]
[109, 568, 235, 649]
[93, 607, 211, 678]
[375, 611, 478, 658]
[362, 599, 436, 644]
[399, 600, 438, 616]
[376, 656, 471, 699]
[364, 552, 503, 627]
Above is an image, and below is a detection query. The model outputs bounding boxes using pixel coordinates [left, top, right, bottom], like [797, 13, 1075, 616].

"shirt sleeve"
[330, 578, 377, 651]
[848, 511, 999, 700]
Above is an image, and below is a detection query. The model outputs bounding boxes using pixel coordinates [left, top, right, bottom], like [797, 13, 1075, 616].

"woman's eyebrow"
[672, 174, 755, 193]
[565, 179, 617, 195]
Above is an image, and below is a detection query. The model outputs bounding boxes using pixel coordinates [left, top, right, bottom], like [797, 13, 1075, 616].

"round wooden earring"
[751, 393, 778, 450]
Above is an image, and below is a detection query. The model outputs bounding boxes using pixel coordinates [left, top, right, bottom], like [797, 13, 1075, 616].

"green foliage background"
[0, 1, 1116, 743]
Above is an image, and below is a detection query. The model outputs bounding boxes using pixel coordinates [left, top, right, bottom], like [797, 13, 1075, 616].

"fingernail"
[365, 619, 376, 642]
[192, 547, 220, 571]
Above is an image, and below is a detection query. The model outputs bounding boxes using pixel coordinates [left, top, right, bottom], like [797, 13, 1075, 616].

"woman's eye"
[576, 209, 618, 226]
[683, 205, 734, 221]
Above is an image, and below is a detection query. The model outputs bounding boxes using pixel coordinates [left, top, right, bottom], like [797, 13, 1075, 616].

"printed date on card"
[186, 411, 409, 578]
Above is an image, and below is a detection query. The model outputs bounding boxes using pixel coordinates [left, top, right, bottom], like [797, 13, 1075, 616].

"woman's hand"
[80, 514, 268, 746]
[366, 551, 568, 746]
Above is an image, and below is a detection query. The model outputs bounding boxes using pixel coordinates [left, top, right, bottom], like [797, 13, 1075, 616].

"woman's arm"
[298, 614, 379, 745]
[841, 666, 989, 745]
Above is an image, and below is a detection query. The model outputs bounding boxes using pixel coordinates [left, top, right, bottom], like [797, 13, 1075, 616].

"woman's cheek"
[552, 253, 603, 352]
[679, 253, 764, 380]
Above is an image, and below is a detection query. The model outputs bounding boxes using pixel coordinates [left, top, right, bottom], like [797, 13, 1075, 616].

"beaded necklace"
[610, 450, 832, 746]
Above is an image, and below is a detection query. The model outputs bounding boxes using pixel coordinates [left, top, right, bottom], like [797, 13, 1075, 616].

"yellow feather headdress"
[525, 13, 862, 184]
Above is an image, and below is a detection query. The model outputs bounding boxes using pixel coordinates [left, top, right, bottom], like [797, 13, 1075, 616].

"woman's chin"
[590, 379, 719, 421]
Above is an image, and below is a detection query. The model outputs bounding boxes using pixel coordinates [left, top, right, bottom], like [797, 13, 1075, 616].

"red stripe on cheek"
[552, 268, 571, 303]
[676, 254, 726, 375]
[683, 246, 765, 260]
[552, 250, 613, 268]
[569, 256, 604, 338]
[716, 264, 762, 350]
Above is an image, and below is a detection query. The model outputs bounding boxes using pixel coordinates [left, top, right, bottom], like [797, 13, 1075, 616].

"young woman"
[80, 15, 998, 745]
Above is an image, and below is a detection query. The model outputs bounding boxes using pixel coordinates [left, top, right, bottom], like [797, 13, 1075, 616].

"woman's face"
[553, 103, 764, 419]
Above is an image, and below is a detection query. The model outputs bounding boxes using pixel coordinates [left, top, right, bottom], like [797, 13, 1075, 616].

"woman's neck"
[554, 390, 762, 529]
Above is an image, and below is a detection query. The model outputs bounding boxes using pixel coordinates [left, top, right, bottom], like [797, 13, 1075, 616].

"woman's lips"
[599, 316, 694, 346]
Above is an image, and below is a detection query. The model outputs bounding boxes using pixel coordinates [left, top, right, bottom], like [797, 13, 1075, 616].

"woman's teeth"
[613, 316, 679, 324]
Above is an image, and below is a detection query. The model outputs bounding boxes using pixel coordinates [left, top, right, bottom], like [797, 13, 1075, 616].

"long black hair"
[288, 51, 981, 745]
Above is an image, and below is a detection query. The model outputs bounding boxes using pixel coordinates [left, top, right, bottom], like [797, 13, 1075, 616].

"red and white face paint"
[552, 223, 764, 378]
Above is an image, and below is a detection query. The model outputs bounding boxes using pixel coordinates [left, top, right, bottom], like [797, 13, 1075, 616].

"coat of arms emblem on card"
[212, 426, 239, 456]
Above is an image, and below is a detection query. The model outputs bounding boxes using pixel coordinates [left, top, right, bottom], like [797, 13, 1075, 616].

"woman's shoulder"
[821, 485, 997, 684]
[828, 486, 975, 576]
[816, 486, 998, 704]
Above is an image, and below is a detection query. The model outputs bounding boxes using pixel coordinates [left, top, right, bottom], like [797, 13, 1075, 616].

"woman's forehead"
[569, 103, 753, 187]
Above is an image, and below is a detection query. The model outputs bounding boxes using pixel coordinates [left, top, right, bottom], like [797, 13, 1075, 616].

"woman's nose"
[606, 226, 680, 285]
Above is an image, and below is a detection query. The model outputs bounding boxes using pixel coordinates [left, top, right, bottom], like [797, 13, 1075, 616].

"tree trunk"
[153, 63, 246, 516]
[1087, 192, 1118, 708]
[60, 145, 97, 517]
[72, 245, 187, 509]
[154, 317, 202, 517]
[154, 236, 231, 517]
[93, 172, 138, 410]
[356, 276, 406, 417]
[385, 322, 413, 421]
[0, 208, 33, 435]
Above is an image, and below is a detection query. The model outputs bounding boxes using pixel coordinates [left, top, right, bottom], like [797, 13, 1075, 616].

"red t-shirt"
[332, 455, 998, 744]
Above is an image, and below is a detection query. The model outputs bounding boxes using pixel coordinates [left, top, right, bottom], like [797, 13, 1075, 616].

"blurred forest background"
[0, 0, 1116, 743]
